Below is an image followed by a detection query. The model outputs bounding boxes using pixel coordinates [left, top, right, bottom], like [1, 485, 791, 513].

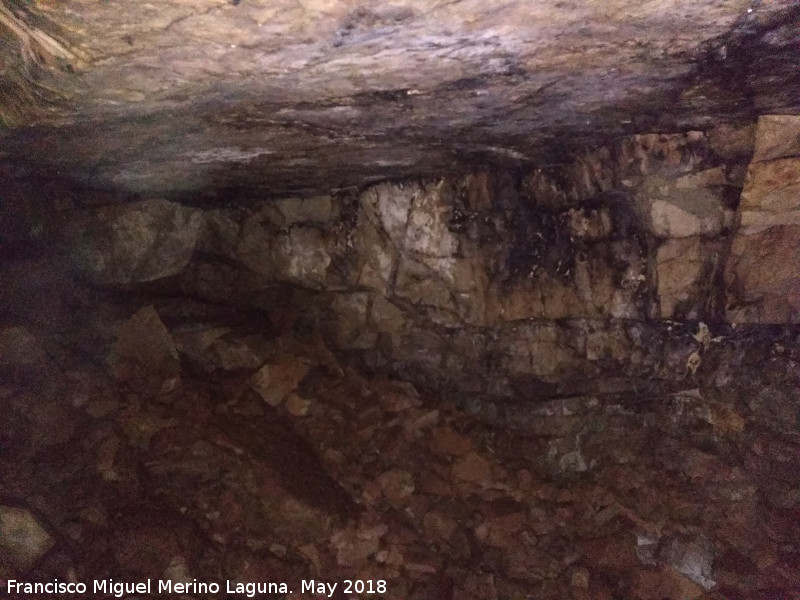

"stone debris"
[109, 305, 179, 382]
[0, 506, 54, 572]
[249, 357, 310, 407]
[1, 295, 799, 599]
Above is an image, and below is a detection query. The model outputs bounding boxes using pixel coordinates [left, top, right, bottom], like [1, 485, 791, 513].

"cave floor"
[1, 262, 799, 600]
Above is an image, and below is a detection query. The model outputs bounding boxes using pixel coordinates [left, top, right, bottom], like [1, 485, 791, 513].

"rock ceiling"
[1, 0, 799, 196]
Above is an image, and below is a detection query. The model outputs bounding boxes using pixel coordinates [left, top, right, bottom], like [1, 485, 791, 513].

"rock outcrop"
[725, 115, 800, 323]
[52, 117, 799, 400]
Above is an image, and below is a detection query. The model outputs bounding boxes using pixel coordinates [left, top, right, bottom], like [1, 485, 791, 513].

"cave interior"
[1, 1, 800, 599]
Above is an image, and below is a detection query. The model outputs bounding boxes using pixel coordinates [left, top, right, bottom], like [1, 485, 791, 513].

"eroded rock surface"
[0, 0, 798, 194]
[45, 120, 795, 401]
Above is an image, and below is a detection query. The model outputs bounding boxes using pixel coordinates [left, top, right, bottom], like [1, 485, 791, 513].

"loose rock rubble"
[1, 288, 798, 599]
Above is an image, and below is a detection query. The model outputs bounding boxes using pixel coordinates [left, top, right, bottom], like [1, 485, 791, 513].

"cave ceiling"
[0, 0, 799, 197]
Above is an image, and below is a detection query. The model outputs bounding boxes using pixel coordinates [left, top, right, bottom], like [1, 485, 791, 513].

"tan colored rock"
[284, 393, 311, 416]
[499, 324, 577, 380]
[422, 511, 458, 542]
[370, 295, 406, 334]
[329, 524, 387, 568]
[486, 279, 545, 322]
[393, 256, 455, 312]
[0, 505, 54, 572]
[273, 227, 331, 287]
[725, 225, 800, 323]
[725, 117, 800, 323]
[708, 122, 756, 161]
[250, 357, 310, 407]
[656, 237, 720, 319]
[739, 157, 800, 230]
[331, 292, 377, 350]
[462, 172, 493, 211]
[523, 169, 568, 211]
[405, 180, 459, 258]
[365, 182, 412, 246]
[571, 566, 590, 588]
[565, 207, 613, 240]
[353, 212, 396, 294]
[172, 326, 268, 372]
[643, 170, 728, 238]
[751, 114, 800, 162]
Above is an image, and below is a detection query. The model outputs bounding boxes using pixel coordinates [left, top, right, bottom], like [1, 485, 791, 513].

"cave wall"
[37, 115, 799, 401]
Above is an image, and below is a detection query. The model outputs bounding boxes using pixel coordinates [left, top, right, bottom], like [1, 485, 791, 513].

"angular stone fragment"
[250, 357, 310, 407]
[422, 511, 458, 542]
[724, 115, 800, 324]
[725, 225, 800, 323]
[708, 123, 756, 161]
[377, 470, 415, 507]
[273, 227, 332, 288]
[751, 115, 800, 162]
[739, 158, 800, 230]
[110, 305, 179, 379]
[284, 393, 311, 416]
[659, 536, 717, 591]
[643, 170, 728, 238]
[0, 505, 54, 572]
[431, 426, 474, 456]
[172, 325, 269, 372]
[330, 292, 377, 350]
[564, 207, 613, 240]
[329, 524, 387, 567]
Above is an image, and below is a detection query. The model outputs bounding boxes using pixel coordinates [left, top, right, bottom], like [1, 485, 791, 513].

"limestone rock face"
[67, 199, 203, 284]
[656, 238, 723, 320]
[47, 118, 800, 396]
[643, 169, 731, 239]
[726, 115, 800, 323]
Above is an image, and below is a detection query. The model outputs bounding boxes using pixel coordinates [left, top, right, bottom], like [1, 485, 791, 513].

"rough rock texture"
[1, 3, 799, 596]
[66, 198, 203, 284]
[1, 276, 799, 600]
[17, 118, 789, 402]
[0, 0, 798, 195]
[47, 124, 787, 401]
[725, 115, 800, 323]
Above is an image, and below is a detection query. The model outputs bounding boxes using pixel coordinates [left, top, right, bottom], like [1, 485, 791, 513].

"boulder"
[69, 198, 202, 283]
